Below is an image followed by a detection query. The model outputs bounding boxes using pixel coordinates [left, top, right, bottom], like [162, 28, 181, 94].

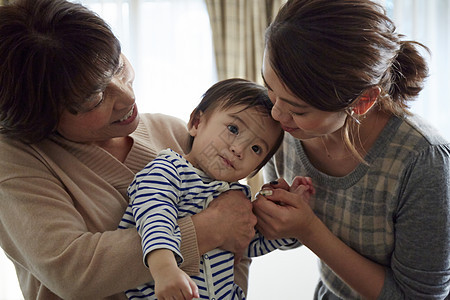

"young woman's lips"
[114, 104, 137, 125]
[282, 125, 296, 133]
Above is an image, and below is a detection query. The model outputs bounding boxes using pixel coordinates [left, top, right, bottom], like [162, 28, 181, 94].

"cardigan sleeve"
[0, 134, 200, 299]
[0, 172, 199, 300]
[0, 173, 151, 299]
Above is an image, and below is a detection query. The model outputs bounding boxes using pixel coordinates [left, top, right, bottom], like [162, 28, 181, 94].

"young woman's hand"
[253, 177, 317, 242]
[259, 177, 314, 198]
[192, 189, 256, 260]
[259, 177, 290, 191]
[255, 178, 386, 299]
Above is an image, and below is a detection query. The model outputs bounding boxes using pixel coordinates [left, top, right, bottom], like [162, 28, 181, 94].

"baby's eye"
[227, 124, 239, 135]
[251, 145, 262, 154]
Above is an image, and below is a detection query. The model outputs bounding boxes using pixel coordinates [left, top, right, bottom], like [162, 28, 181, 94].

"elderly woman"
[0, 0, 256, 299]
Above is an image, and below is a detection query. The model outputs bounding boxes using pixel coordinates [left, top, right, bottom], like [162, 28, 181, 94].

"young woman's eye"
[227, 124, 239, 135]
[290, 111, 305, 116]
[251, 145, 262, 154]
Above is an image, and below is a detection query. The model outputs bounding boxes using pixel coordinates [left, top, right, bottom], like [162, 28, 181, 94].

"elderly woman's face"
[57, 54, 139, 143]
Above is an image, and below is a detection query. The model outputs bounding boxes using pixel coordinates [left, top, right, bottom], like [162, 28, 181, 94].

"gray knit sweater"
[264, 114, 450, 299]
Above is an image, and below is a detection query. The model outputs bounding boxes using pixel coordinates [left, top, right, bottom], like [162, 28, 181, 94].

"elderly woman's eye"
[89, 92, 105, 109]
[93, 92, 105, 107]
[115, 63, 125, 75]
[227, 124, 239, 135]
[80, 92, 105, 112]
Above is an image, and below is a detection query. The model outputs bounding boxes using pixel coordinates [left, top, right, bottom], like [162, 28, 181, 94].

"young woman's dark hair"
[0, 0, 121, 143]
[189, 78, 284, 177]
[265, 0, 429, 161]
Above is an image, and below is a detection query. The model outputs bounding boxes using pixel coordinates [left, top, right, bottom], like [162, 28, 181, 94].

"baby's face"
[187, 105, 281, 182]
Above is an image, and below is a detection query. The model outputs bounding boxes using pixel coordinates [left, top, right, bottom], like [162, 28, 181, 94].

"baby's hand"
[154, 265, 199, 300]
[148, 249, 199, 300]
[290, 176, 315, 203]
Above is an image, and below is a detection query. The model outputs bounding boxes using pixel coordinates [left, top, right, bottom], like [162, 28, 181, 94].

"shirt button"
[204, 254, 209, 259]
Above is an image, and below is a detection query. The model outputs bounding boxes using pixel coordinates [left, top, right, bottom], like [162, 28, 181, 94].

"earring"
[346, 108, 361, 125]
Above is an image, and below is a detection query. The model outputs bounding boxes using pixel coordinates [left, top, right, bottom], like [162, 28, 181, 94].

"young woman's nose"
[271, 98, 291, 123]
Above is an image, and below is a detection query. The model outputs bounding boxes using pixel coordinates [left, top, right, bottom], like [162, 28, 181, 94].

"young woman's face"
[261, 50, 347, 140]
[187, 105, 281, 182]
[57, 54, 139, 143]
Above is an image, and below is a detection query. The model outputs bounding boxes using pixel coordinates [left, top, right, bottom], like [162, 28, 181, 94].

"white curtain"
[386, 0, 450, 140]
[72, 0, 218, 124]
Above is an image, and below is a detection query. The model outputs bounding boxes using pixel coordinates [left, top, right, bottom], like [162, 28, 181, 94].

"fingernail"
[259, 189, 273, 196]
[270, 180, 278, 185]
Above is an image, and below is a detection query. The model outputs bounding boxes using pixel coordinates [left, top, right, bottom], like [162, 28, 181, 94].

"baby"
[120, 78, 314, 299]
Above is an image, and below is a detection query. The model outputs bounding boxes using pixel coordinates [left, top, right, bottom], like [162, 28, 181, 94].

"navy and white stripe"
[119, 149, 299, 299]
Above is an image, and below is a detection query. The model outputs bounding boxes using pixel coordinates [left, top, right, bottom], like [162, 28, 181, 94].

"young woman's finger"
[260, 177, 289, 191]
[263, 188, 304, 208]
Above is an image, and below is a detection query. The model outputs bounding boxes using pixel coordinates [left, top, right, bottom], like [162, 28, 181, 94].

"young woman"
[253, 0, 450, 299]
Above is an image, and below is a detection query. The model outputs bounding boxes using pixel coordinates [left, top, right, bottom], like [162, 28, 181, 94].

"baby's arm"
[147, 249, 199, 300]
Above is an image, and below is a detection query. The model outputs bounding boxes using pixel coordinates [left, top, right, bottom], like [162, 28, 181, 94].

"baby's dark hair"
[189, 78, 284, 177]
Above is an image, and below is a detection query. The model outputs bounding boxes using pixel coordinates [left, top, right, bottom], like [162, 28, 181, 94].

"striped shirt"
[120, 149, 299, 300]
[264, 115, 450, 299]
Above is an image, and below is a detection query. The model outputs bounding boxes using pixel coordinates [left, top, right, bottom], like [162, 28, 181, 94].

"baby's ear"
[188, 110, 203, 137]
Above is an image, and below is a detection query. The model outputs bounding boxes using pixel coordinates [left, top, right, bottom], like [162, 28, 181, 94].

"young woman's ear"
[188, 110, 203, 137]
[353, 86, 381, 115]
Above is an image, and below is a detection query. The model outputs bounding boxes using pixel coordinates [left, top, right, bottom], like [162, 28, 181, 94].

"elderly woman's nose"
[111, 79, 135, 109]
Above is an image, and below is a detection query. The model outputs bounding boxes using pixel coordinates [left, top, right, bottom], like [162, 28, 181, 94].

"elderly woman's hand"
[191, 190, 256, 260]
